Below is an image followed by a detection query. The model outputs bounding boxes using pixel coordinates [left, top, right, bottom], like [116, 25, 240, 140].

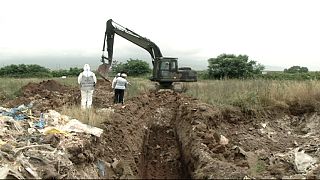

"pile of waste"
[0, 105, 103, 179]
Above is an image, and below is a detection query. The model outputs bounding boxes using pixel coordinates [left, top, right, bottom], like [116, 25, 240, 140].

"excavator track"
[149, 82, 186, 93]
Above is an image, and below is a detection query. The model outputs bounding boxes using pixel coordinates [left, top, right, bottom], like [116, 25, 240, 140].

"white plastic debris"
[61, 119, 103, 137]
[47, 110, 68, 126]
[96, 108, 115, 114]
[219, 135, 229, 145]
[261, 122, 267, 128]
[294, 148, 317, 173]
[27, 128, 36, 134]
[232, 145, 247, 156]
[0, 165, 9, 179]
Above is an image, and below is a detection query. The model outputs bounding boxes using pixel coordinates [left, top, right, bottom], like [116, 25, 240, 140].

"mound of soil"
[4, 80, 78, 112]
[3, 79, 320, 179]
[4, 79, 114, 113]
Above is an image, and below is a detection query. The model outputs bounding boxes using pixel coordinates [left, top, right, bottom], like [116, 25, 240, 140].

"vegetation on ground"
[2, 77, 320, 112]
[185, 79, 320, 113]
[60, 105, 110, 128]
[1, 54, 320, 113]
[256, 71, 320, 80]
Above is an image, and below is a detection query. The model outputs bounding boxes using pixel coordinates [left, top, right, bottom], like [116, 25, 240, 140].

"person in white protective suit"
[78, 64, 97, 109]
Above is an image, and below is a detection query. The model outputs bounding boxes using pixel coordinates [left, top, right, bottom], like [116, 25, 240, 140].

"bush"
[51, 67, 82, 77]
[112, 59, 151, 76]
[284, 66, 308, 73]
[0, 64, 52, 78]
[207, 54, 264, 79]
[257, 71, 320, 80]
[0, 64, 83, 78]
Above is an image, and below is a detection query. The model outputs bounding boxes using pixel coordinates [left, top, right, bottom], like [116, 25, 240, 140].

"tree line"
[0, 64, 83, 78]
[0, 54, 317, 80]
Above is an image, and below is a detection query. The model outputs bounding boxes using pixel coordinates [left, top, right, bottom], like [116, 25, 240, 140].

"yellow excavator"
[97, 19, 197, 90]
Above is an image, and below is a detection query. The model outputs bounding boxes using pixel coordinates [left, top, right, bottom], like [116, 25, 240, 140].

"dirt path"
[2, 79, 320, 179]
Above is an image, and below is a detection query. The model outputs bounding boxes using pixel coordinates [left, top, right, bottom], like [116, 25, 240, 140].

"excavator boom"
[104, 19, 162, 65]
[98, 19, 197, 89]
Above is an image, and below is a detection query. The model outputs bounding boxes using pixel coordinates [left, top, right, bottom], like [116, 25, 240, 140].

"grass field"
[1, 77, 320, 109]
[186, 79, 320, 108]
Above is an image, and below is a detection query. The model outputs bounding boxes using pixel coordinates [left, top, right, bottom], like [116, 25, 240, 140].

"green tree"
[112, 59, 151, 76]
[68, 67, 83, 76]
[208, 54, 264, 79]
[51, 67, 82, 77]
[284, 66, 308, 73]
[51, 69, 69, 77]
[0, 64, 52, 78]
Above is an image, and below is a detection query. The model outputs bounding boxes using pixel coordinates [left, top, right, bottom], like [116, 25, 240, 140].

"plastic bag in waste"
[61, 119, 103, 137]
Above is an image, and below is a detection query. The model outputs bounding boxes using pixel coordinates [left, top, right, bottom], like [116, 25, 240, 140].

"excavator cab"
[151, 57, 197, 89]
[155, 58, 177, 80]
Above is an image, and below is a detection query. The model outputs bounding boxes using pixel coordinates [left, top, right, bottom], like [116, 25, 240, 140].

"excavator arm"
[98, 19, 197, 88]
[102, 19, 163, 66]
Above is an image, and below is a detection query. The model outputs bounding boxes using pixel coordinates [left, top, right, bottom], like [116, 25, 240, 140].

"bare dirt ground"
[2, 79, 320, 179]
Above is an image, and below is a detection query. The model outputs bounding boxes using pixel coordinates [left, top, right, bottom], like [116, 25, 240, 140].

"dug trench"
[3, 79, 320, 179]
[92, 89, 320, 179]
[95, 91, 194, 179]
[139, 106, 190, 179]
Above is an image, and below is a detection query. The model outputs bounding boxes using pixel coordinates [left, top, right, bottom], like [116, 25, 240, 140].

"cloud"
[1, 0, 320, 71]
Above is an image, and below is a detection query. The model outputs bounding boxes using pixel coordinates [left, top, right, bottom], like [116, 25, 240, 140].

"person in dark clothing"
[112, 73, 129, 104]
[111, 73, 121, 103]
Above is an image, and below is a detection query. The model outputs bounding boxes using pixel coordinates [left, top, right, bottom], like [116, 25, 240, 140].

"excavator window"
[161, 62, 170, 70]
[160, 61, 170, 77]
[160, 61, 177, 71]
[170, 61, 177, 71]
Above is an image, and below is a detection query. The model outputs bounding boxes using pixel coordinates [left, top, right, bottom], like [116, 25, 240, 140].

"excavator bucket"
[97, 63, 111, 82]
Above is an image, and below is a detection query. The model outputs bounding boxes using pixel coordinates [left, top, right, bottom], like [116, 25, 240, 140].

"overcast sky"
[1, 0, 319, 70]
